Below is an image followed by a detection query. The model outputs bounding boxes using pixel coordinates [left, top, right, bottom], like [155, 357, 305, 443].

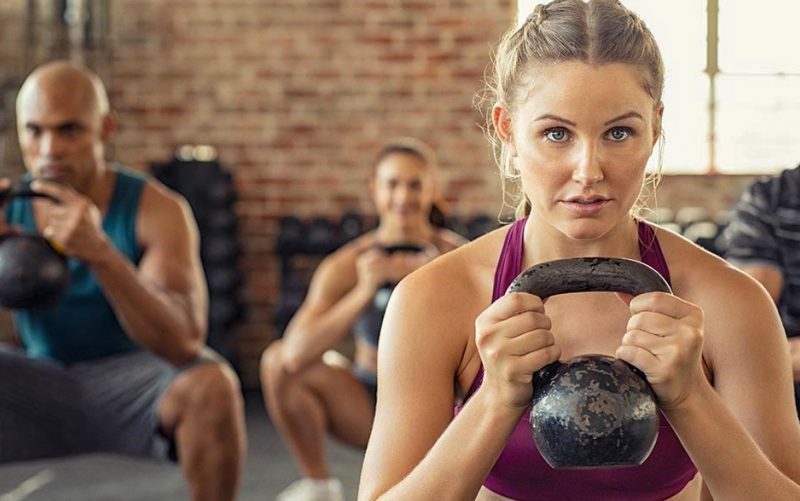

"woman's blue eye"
[607, 127, 631, 141]
[544, 128, 568, 142]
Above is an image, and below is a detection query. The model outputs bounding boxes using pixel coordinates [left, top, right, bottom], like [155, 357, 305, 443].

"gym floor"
[0, 391, 365, 501]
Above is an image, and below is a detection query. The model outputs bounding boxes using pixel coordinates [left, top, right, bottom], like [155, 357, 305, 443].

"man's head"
[16, 60, 115, 192]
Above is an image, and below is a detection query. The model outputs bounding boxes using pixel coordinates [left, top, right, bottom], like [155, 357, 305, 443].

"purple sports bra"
[455, 218, 698, 500]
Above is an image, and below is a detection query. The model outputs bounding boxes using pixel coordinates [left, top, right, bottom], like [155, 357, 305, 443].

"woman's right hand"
[474, 292, 561, 409]
[355, 246, 391, 296]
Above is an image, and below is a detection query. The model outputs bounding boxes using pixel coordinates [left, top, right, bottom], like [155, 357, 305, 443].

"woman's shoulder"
[433, 227, 470, 252]
[397, 225, 511, 306]
[656, 228, 773, 311]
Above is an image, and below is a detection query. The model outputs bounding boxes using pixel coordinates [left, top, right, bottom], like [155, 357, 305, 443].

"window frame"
[516, 0, 799, 175]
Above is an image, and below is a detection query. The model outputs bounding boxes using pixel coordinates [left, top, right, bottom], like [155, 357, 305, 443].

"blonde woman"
[359, 1, 800, 499]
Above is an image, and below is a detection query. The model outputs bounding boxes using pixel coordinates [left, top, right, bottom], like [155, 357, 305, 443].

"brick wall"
[0, 1, 764, 386]
[111, 0, 515, 386]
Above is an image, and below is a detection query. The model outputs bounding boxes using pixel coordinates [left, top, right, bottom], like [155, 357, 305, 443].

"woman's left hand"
[616, 292, 705, 409]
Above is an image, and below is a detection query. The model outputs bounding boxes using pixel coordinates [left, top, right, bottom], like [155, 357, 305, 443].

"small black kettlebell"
[507, 257, 671, 469]
[372, 243, 426, 310]
[354, 243, 427, 345]
[0, 181, 70, 309]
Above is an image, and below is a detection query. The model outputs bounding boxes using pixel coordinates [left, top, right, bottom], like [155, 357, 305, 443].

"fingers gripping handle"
[0, 181, 61, 206]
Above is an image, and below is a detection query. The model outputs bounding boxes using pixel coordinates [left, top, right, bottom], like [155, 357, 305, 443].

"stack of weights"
[152, 147, 245, 366]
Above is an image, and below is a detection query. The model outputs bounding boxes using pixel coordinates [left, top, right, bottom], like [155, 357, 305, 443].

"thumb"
[614, 292, 634, 306]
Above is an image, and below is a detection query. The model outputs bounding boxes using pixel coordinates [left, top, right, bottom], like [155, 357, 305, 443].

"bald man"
[0, 60, 245, 501]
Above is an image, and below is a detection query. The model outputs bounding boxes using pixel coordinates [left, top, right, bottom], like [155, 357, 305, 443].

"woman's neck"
[522, 216, 641, 267]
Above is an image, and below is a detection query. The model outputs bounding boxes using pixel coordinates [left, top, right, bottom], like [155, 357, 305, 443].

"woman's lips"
[561, 198, 610, 216]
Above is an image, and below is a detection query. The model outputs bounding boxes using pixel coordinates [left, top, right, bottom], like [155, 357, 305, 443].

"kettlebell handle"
[510, 257, 670, 390]
[506, 257, 671, 298]
[0, 181, 61, 206]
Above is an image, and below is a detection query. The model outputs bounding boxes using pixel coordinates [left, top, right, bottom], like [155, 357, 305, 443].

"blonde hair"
[479, 0, 665, 219]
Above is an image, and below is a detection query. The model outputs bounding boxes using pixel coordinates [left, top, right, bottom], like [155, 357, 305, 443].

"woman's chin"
[558, 219, 617, 242]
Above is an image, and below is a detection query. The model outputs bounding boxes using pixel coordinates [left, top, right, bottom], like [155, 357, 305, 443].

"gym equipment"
[207, 268, 243, 293]
[683, 221, 721, 254]
[202, 235, 241, 265]
[467, 213, 497, 240]
[152, 154, 245, 364]
[306, 217, 337, 254]
[379, 243, 425, 255]
[273, 287, 306, 335]
[209, 296, 244, 329]
[338, 211, 364, 245]
[674, 206, 711, 230]
[207, 210, 237, 233]
[445, 215, 469, 239]
[0, 183, 70, 309]
[354, 243, 426, 344]
[277, 215, 306, 255]
[507, 257, 669, 468]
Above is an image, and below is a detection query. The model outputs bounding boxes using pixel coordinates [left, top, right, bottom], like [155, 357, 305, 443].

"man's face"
[17, 83, 107, 191]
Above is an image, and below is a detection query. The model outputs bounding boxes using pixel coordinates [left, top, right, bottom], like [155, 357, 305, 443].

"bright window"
[517, 1, 800, 174]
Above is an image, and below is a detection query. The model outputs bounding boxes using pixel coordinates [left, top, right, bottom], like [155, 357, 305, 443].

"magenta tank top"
[456, 218, 698, 500]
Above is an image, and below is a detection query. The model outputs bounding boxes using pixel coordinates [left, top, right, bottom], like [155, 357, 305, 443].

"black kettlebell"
[355, 243, 427, 344]
[0, 182, 70, 309]
[507, 257, 671, 469]
[372, 243, 426, 311]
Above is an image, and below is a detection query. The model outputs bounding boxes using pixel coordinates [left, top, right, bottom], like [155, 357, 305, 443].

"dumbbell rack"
[274, 213, 372, 337]
[152, 151, 246, 366]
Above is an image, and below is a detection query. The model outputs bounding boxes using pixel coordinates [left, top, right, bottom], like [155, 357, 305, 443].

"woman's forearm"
[374, 389, 524, 501]
[665, 381, 800, 501]
[283, 286, 374, 371]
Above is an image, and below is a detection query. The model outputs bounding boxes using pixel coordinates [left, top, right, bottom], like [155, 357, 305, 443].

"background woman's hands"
[355, 243, 441, 295]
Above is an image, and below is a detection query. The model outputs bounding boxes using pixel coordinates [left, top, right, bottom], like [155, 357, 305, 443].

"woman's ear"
[492, 104, 517, 157]
[652, 103, 664, 147]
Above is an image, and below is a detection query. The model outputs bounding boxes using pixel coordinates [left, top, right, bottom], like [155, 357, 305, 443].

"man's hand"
[30, 179, 111, 263]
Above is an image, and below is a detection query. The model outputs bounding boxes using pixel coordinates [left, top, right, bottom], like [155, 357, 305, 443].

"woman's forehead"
[515, 61, 656, 118]
[375, 153, 429, 177]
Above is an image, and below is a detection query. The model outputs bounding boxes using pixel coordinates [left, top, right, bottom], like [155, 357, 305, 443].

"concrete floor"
[0, 391, 365, 501]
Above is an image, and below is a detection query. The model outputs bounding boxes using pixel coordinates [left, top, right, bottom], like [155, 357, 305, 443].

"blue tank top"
[455, 218, 698, 500]
[5, 166, 146, 363]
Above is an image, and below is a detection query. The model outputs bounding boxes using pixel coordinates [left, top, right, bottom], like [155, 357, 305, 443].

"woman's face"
[501, 61, 660, 241]
[371, 152, 435, 226]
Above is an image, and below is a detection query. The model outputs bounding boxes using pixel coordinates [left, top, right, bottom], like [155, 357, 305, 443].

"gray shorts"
[0, 345, 221, 463]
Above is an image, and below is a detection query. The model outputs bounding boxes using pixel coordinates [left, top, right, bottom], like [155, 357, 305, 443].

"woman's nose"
[571, 143, 604, 186]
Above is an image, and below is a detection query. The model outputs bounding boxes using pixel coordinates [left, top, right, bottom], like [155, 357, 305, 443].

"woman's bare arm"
[669, 258, 800, 500]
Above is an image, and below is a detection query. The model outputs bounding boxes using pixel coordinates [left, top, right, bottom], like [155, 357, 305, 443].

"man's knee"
[179, 363, 244, 424]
